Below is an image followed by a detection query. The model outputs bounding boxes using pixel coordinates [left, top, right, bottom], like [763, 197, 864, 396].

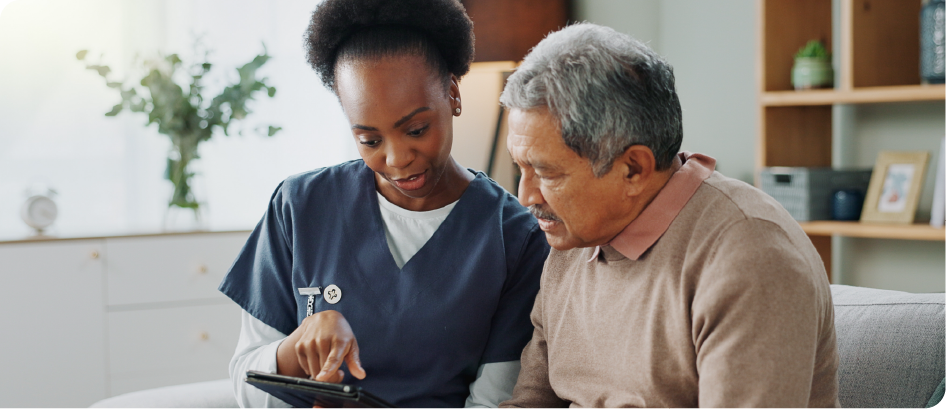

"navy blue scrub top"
[219, 160, 550, 408]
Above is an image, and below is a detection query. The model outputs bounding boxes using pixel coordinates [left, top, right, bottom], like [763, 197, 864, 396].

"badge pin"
[323, 284, 342, 304]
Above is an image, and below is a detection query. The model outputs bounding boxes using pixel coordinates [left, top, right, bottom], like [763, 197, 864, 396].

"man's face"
[507, 108, 633, 251]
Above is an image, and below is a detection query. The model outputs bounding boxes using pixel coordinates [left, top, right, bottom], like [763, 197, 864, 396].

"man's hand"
[276, 310, 367, 383]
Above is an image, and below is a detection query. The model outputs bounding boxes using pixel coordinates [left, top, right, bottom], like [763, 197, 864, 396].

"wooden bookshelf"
[799, 221, 946, 241]
[757, 0, 944, 279]
[761, 84, 946, 106]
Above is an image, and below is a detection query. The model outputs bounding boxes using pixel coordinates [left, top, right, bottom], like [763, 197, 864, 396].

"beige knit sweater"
[502, 171, 840, 408]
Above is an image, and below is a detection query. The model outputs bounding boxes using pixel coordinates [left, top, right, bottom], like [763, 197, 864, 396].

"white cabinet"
[0, 240, 108, 407]
[107, 303, 242, 396]
[105, 234, 248, 306]
[0, 231, 250, 407]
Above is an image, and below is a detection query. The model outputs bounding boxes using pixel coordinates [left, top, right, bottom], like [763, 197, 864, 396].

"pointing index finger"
[316, 338, 348, 381]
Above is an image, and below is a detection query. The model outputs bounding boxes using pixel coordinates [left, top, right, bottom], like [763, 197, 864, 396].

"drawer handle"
[199, 331, 210, 341]
[90, 250, 100, 260]
[197, 264, 208, 274]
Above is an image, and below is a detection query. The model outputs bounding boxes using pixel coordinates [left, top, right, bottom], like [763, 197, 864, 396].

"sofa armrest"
[89, 379, 237, 408]
[832, 284, 945, 408]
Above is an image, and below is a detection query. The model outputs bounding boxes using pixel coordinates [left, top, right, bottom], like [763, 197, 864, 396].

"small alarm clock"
[21, 190, 58, 236]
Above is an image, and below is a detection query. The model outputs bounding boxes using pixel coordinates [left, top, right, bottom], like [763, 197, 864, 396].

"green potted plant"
[77, 45, 281, 229]
[792, 40, 834, 90]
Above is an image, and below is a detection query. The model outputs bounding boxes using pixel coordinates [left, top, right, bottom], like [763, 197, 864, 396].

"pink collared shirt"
[588, 151, 717, 262]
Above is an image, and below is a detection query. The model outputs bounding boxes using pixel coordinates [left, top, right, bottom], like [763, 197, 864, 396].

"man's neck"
[605, 155, 684, 244]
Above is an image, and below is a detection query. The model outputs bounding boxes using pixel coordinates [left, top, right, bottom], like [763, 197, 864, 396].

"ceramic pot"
[832, 189, 864, 221]
[921, 0, 945, 84]
[792, 57, 834, 90]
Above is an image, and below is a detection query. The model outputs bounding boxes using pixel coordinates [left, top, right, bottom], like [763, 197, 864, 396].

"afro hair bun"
[304, 0, 475, 91]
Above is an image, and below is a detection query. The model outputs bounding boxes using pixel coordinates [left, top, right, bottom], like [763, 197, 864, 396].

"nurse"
[218, 0, 550, 407]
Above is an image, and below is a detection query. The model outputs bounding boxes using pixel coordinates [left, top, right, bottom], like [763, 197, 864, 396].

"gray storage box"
[760, 167, 872, 222]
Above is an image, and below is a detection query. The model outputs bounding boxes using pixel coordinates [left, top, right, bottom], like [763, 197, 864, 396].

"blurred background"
[0, 0, 773, 240]
[0, 0, 355, 237]
[0, 0, 943, 406]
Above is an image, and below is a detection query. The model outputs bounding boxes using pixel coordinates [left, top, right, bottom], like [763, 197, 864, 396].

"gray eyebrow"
[532, 161, 560, 172]
[508, 153, 559, 173]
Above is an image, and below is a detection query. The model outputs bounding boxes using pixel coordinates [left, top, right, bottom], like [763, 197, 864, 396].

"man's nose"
[385, 139, 414, 169]
[517, 172, 544, 207]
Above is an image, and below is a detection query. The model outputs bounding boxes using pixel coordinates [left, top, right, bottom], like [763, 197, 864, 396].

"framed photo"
[861, 151, 931, 224]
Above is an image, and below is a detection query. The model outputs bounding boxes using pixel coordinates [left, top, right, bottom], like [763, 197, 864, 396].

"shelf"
[799, 221, 946, 241]
[761, 84, 946, 106]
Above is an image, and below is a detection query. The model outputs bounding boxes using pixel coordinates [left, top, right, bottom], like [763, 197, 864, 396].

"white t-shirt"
[377, 192, 457, 268]
[228, 193, 521, 408]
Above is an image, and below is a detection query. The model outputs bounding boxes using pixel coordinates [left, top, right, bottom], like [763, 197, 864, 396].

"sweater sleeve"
[500, 284, 569, 408]
[692, 218, 828, 407]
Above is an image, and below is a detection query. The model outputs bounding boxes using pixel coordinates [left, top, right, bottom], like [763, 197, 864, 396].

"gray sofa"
[91, 285, 945, 408]
[832, 285, 944, 408]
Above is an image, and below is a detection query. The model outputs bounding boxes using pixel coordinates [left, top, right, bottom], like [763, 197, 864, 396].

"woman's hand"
[276, 310, 367, 383]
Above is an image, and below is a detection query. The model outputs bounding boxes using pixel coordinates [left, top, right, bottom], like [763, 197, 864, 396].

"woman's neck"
[375, 157, 474, 212]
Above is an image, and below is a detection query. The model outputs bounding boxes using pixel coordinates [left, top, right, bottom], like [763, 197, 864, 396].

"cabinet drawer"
[105, 232, 250, 305]
[0, 240, 109, 407]
[107, 303, 242, 379]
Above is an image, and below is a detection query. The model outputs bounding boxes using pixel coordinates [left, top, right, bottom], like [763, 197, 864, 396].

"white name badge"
[298, 287, 322, 296]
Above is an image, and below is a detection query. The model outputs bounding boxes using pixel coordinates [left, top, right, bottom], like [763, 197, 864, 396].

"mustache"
[529, 205, 561, 222]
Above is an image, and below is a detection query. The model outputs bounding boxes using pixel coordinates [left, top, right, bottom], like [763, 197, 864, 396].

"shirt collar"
[588, 151, 716, 262]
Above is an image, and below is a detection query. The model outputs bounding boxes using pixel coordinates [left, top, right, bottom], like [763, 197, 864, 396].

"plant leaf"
[93, 65, 111, 77]
[80, 44, 281, 150]
[105, 103, 123, 117]
[130, 99, 147, 112]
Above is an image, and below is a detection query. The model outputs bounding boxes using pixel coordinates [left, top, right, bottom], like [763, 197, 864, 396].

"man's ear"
[616, 145, 657, 197]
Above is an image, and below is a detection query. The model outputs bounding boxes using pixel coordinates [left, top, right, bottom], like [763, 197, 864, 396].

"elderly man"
[499, 23, 839, 408]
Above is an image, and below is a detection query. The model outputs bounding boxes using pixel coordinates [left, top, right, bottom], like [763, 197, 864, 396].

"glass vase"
[163, 204, 206, 232]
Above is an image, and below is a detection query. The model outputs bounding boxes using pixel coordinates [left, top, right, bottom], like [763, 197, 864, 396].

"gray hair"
[500, 23, 683, 176]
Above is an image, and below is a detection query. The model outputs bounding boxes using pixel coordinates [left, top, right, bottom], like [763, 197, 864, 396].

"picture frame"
[861, 151, 931, 224]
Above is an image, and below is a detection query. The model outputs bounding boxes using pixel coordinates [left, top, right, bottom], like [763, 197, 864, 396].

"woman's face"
[334, 55, 460, 203]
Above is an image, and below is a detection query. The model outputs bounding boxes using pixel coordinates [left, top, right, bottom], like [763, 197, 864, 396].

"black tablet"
[245, 370, 396, 408]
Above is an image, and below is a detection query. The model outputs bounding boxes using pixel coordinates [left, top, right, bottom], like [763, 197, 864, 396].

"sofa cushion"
[832, 284, 945, 408]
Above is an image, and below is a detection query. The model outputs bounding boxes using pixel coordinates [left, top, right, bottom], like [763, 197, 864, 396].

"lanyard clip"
[298, 287, 322, 317]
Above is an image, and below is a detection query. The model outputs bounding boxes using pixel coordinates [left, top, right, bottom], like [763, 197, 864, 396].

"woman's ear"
[449, 74, 461, 115]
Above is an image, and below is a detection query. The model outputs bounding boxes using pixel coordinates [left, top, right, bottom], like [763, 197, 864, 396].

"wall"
[574, 0, 758, 183]
[836, 101, 946, 292]
[574, 0, 944, 292]
[572, 0, 660, 48]
[0, 0, 356, 240]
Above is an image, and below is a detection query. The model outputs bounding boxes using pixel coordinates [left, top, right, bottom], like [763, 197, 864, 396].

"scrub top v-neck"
[376, 191, 457, 269]
[219, 159, 550, 408]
